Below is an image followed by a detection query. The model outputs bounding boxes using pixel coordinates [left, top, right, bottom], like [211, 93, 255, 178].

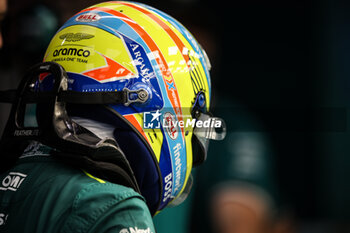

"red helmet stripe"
[120, 2, 191, 71]
[77, 6, 184, 133]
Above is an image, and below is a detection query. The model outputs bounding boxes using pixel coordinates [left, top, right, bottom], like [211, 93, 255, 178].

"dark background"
[1, 0, 350, 232]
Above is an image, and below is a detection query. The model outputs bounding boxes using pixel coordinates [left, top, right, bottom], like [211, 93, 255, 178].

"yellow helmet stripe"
[77, 6, 185, 129]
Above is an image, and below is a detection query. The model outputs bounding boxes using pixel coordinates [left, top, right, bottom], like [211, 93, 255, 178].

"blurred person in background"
[191, 101, 295, 233]
[210, 181, 294, 233]
[211, 182, 276, 233]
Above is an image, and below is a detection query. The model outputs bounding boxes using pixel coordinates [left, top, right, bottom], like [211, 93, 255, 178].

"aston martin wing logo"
[59, 33, 95, 42]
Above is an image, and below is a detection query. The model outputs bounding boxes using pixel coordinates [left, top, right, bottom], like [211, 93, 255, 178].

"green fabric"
[153, 177, 195, 233]
[0, 148, 155, 233]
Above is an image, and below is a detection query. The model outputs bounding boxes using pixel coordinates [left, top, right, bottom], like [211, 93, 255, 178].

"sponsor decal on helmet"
[162, 173, 172, 203]
[172, 143, 183, 193]
[50, 47, 91, 64]
[75, 13, 101, 22]
[123, 35, 156, 81]
[144, 111, 180, 139]
[163, 112, 178, 140]
[59, 33, 94, 42]
[159, 140, 185, 206]
[53, 47, 91, 57]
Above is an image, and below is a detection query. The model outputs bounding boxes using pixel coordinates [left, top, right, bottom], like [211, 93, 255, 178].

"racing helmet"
[40, 1, 226, 214]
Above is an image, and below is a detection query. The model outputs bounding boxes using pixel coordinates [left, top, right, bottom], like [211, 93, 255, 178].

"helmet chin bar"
[0, 62, 140, 194]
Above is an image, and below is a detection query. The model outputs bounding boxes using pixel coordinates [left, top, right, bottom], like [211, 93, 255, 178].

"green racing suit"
[0, 143, 155, 233]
